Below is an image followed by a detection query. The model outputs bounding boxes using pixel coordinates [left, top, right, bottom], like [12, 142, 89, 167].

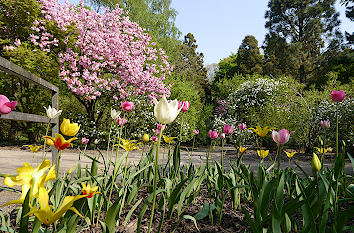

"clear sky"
[64, 0, 352, 65]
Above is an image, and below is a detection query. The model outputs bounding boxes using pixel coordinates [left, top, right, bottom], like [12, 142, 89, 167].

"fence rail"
[0, 56, 59, 168]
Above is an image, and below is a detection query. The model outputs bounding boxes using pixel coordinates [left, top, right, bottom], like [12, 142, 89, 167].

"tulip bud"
[238, 123, 247, 130]
[94, 139, 100, 144]
[311, 153, 321, 172]
[142, 134, 150, 143]
[193, 129, 199, 135]
[220, 133, 225, 139]
[320, 120, 330, 129]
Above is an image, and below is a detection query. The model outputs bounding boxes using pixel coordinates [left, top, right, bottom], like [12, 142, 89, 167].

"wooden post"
[51, 89, 59, 169]
[0, 56, 60, 172]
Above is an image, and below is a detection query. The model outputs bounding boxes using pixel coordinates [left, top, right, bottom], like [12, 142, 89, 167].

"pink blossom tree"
[31, 0, 173, 122]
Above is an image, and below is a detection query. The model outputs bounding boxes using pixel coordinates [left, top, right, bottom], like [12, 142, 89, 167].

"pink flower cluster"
[34, 0, 173, 100]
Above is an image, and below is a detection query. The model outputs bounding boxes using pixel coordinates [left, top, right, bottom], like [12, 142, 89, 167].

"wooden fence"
[0, 56, 59, 167]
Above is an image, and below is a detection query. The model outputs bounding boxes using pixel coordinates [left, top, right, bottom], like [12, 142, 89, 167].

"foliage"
[235, 35, 263, 76]
[173, 33, 208, 99]
[263, 0, 341, 83]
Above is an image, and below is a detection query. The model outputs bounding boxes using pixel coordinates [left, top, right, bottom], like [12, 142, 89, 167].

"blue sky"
[64, 0, 352, 65]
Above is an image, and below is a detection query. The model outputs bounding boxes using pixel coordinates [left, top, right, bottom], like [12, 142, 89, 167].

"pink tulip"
[121, 101, 134, 111]
[238, 123, 247, 130]
[271, 129, 294, 146]
[220, 133, 225, 139]
[117, 116, 127, 126]
[155, 129, 160, 135]
[320, 120, 330, 129]
[223, 124, 234, 135]
[151, 136, 158, 142]
[157, 124, 163, 131]
[208, 130, 218, 139]
[0, 95, 17, 114]
[181, 101, 190, 112]
[330, 90, 346, 102]
[193, 129, 199, 135]
[178, 100, 184, 110]
[81, 137, 89, 144]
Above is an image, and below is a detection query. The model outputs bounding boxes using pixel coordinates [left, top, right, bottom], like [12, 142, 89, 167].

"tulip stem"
[178, 114, 184, 142]
[221, 138, 225, 174]
[56, 151, 62, 178]
[148, 128, 163, 233]
[107, 121, 114, 163]
[42, 122, 50, 160]
[335, 103, 339, 158]
[190, 136, 196, 165]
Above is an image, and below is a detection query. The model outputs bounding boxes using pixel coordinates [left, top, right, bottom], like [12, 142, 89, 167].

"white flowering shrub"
[214, 77, 288, 131]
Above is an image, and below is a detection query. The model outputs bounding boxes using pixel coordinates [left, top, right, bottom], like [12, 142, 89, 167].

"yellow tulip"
[311, 153, 321, 172]
[239, 146, 247, 153]
[3, 160, 55, 205]
[25, 186, 86, 225]
[43, 133, 77, 151]
[284, 150, 297, 158]
[142, 134, 150, 143]
[60, 118, 80, 136]
[249, 126, 275, 137]
[115, 138, 141, 152]
[46, 138, 54, 146]
[24, 145, 43, 153]
[81, 183, 101, 198]
[257, 150, 269, 159]
[163, 135, 177, 144]
[314, 147, 329, 154]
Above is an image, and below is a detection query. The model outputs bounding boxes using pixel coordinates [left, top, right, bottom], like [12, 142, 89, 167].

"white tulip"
[94, 139, 100, 144]
[153, 95, 181, 124]
[111, 108, 120, 120]
[44, 105, 62, 119]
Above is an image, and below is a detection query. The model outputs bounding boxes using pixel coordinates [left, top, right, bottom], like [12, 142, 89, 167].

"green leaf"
[183, 215, 199, 231]
[123, 199, 142, 226]
[242, 206, 261, 233]
[19, 190, 30, 233]
[275, 172, 285, 213]
[335, 204, 354, 232]
[271, 207, 282, 233]
[177, 179, 198, 217]
[194, 202, 216, 220]
[104, 196, 121, 233]
[347, 153, 354, 172]
[137, 189, 164, 233]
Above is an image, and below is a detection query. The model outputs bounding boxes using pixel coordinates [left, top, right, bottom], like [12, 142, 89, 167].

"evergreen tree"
[235, 35, 263, 75]
[263, 0, 341, 82]
[174, 33, 208, 99]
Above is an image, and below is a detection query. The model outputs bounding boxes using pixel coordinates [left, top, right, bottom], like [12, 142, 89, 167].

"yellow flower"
[163, 135, 177, 144]
[25, 186, 86, 225]
[311, 153, 321, 172]
[24, 145, 43, 153]
[60, 119, 80, 136]
[46, 138, 54, 146]
[43, 133, 77, 151]
[257, 150, 269, 159]
[314, 147, 329, 154]
[142, 134, 150, 143]
[115, 138, 141, 152]
[239, 146, 247, 153]
[3, 160, 55, 205]
[284, 150, 297, 158]
[249, 126, 275, 137]
[81, 183, 101, 198]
